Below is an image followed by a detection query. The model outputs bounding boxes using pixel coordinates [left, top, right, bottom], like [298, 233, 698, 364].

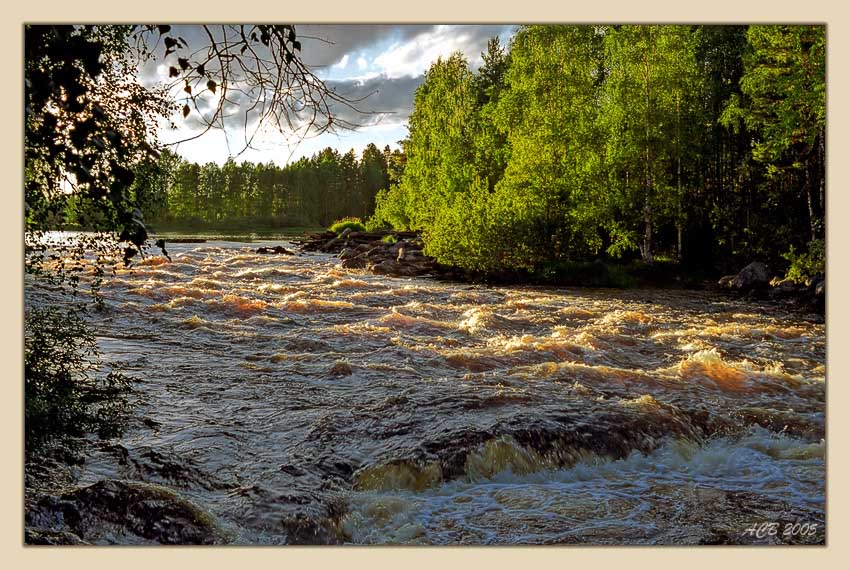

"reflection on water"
[25, 238, 826, 544]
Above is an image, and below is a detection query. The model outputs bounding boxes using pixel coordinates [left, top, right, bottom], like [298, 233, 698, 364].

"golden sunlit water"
[25, 238, 826, 544]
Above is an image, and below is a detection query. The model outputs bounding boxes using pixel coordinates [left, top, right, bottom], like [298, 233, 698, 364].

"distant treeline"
[112, 143, 405, 230]
[369, 25, 825, 276]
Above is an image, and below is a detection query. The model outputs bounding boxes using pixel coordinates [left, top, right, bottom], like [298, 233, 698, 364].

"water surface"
[26, 239, 826, 544]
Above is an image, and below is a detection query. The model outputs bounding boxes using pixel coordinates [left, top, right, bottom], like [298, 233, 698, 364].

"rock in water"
[256, 245, 294, 255]
[730, 262, 770, 290]
[717, 275, 735, 289]
[25, 479, 228, 545]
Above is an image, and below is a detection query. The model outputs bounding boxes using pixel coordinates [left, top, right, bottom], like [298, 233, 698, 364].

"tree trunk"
[643, 199, 654, 265]
[676, 222, 683, 263]
[805, 157, 817, 243]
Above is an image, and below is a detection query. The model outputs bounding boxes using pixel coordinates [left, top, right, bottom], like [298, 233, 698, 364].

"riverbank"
[294, 229, 825, 317]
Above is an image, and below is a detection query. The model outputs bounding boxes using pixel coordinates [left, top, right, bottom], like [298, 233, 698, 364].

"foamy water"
[25, 238, 826, 544]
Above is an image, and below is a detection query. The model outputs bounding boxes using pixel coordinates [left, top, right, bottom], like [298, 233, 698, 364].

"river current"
[25, 239, 826, 544]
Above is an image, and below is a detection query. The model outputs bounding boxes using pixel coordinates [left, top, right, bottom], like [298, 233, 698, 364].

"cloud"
[333, 54, 349, 70]
[143, 25, 518, 164]
[325, 74, 426, 128]
[295, 24, 437, 69]
[371, 24, 515, 78]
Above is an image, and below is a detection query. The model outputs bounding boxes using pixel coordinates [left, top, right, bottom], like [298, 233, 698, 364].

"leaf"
[207, 80, 217, 94]
[178, 58, 190, 71]
[293, 40, 301, 51]
[182, 104, 190, 118]
[196, 63, 205, 76]
[164, 37, 177, 49]
[157, 25, 171, 34]
[168, 66, 179, 78]
[184, 84, 192, 94]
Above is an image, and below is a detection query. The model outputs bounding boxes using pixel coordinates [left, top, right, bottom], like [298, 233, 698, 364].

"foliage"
[26, 24, 364, 266]
[329, 217, 367, 234]
[133, 146, 395, 230]
[372, 25, 825, 279]
[25, 307, 133, 457]
[782, 239, 825, 285]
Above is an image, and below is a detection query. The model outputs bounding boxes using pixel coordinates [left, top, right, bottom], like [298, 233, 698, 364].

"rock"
[730, 262, 770, 291]
[770, 276, 799, 291]
[341, 256, 366, 269]
[329, 361, 353, 377]
[768, 276, 803, 299]
[26, 479, 228, 545]
[369, 260, 400, 275]
[256, 245, 294, 255]
[25, 528, 90, 545]
[320, 227, 352, 251]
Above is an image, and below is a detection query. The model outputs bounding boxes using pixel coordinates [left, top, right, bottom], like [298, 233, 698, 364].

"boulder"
[25, 479, 228, 545]
[730, 262, 770, 291]
[717, 275, 735, 289]
[341, 256, 366, 269]
[256, 245, 294, 255]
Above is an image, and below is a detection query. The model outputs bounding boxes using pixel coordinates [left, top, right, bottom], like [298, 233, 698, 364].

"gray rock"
[26, 479, 228, 545]
[731, 262, 770, 290]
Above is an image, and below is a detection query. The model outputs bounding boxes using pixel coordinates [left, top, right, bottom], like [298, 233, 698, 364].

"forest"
[367, 25, 825, 279]
[88, 144, 405, 231]
[74, 24, 826, 282]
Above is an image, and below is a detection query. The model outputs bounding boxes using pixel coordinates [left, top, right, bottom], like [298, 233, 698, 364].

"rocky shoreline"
[293, 228, 457, 279]
[717, 261, 825, 315]
[292, 230, 825, 315]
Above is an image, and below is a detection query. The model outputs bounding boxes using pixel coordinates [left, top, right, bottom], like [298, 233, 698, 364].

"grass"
[328, 217, 367, 234]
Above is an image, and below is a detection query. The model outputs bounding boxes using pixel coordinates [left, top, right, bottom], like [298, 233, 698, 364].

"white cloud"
[372, 25, 511, 79]
[333, 54, 350, 70]
[356, 55, 368, 71]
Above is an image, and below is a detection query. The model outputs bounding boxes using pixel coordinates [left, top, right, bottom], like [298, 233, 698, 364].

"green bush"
[25, 307, 133, 458]
[381, 234, 399, 245]
[328, 217, 366, 234]
[367, 185, 412, 231]
[782, 238, 825, 285]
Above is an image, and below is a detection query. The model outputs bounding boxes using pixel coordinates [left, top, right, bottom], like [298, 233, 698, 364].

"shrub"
[25, 307, 133, 458]
[367, 185, 411, 231]
[328, 217, 366, 234]
[381, 234, 398, 245]
[782, 238, 825, 285]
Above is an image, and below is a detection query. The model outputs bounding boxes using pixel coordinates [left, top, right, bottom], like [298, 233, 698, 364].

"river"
[24, 238, 827, 545]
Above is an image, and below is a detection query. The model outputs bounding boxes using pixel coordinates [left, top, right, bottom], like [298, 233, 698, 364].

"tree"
[493, 25, 607, 267]
[25, 24, 364, 267]
[722, 25, 826, 244]
[601, 25, 702, 264]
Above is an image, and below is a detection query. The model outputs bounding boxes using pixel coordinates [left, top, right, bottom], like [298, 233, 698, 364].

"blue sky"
[149, 25, 516, 166]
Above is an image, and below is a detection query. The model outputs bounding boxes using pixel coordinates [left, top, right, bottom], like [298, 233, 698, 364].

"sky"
[146, 25, 516, 166]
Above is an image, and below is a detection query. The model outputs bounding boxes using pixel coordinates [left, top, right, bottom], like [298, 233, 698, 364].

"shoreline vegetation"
[290, 226, 824, 316]
[71, 24, 823, 312]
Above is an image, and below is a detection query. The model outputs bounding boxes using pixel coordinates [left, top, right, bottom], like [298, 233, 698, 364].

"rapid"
[25, 238, 826, 545]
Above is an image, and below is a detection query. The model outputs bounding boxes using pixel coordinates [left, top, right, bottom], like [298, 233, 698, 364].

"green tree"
[722, 25, 825, 244]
